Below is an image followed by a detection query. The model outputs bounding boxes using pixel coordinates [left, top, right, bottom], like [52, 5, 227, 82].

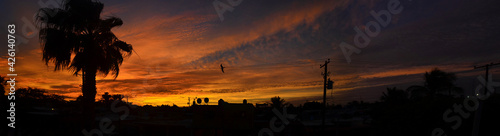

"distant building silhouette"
[191, 99, 254, 135]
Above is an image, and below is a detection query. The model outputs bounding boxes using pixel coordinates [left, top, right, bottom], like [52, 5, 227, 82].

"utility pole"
[320, 58, 330, 133]
[472, 62, 500, 136]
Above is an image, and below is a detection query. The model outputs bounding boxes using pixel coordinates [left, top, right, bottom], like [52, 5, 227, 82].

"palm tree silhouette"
[35, 0, 133, 129]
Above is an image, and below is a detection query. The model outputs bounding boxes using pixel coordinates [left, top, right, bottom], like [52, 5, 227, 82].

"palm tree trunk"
[82, 66, 97, 130]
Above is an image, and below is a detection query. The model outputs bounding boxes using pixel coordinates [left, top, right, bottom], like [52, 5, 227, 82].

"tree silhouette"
[101, 92, 111, 102]
[0, 76, 5, 96]
[197, 98, 202, 104]
[16, 87, 66, 106]
[424, 68, 459, 96]
[204, 97, 209, 105]
[403, 68, 463, 100]
[380, 87, 408, 103]
[35, 0, 133, 129]
[218, 99, 226, 105]
[405, 85, 429, 100]
[303, 101, 322, 110]
[271, 96, 286, 109]
[99, 92, 124, 105]
[112, 94, 124, 101]
[374, 68, 468, 136]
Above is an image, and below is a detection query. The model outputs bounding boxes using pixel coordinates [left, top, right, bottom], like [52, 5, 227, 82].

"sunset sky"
[2, 0, 500, 106]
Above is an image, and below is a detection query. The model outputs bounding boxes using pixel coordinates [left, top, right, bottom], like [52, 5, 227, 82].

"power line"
[189, 58, 385, 71]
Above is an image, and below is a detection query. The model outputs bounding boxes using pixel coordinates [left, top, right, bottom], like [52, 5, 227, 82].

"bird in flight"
[220, 64, 225, 73]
